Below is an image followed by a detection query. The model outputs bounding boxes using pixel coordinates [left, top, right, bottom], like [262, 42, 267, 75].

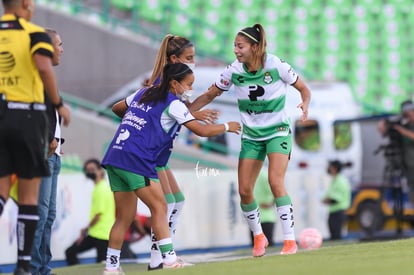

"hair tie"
[239, 27, 260, 43]
[171, 41, 194, 57]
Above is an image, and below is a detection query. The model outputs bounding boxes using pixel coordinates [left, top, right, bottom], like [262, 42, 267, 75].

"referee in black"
[0, 1, 70, 274]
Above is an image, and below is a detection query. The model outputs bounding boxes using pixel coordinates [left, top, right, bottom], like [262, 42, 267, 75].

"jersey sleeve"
[126, 88, 147, 106]
[29, 25, 53, 58]
[277, 59, 299, 85]
[215, 64, 234, 91]
[125, 90, 139, 106]
[168, 100, 195, 124]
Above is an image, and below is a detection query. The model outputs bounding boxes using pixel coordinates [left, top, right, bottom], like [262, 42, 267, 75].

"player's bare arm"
[189, 85, 223, 112]
[292, 77, 311, 121]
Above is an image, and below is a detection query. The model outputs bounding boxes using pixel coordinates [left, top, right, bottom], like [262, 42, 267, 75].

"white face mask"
[178, 89, 194, 101]
[184, 63, 196, 70]
[178, 59, 196, 71]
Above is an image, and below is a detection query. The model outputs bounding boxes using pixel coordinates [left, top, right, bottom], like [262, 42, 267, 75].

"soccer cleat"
[102, 268, 125, 275]
[147, 263, 163, 271]
[280, 240, 298, 255]
[176, 257, 194, 267]
[252, 233, 269, 257]
[163, 257, 187, 269]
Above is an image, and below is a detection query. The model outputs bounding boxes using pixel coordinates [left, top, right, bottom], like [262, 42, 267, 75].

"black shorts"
[0, 108, 50, 178]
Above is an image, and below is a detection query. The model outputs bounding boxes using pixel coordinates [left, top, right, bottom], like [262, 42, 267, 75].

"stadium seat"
[47, 0, 414, 114]
[110, 0, 134, 11]
[137, 0, 164, 22]
[195, 25, 225, 57]
[169, 12, 195, 38]
[170, 0, 200, 15]
[199, 0, 233, 29]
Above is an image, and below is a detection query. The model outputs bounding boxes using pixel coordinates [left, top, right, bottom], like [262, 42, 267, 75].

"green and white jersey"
[216, 54, 298, 141]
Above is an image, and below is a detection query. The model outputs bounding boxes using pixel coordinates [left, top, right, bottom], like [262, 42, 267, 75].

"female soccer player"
[102, 63, 240, 274]
[191, 23, 311, 257]
[112, 34, 218, 269]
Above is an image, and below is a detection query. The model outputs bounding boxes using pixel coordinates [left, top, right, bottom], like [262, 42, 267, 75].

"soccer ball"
[299, 228, 323, 250]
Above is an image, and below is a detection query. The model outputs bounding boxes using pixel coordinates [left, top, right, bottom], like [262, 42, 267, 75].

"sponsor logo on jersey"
[115, 128, 130, 144]
[130, 101, 152, 112]
[121, 111, 147, 130]
[220, 78, 230, 87]
[0, 51, 14, 68]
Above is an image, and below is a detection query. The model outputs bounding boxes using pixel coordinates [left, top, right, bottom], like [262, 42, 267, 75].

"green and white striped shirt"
[216, 54, 298, 141]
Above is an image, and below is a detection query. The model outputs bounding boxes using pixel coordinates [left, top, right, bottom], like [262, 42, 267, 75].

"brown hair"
[147, 34, 193, 86]
[238, 23, 267, 68]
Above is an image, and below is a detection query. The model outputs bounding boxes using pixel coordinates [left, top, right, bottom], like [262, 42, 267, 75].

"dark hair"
[238, 23, 267, 68]
[147, 34, 193, 86]
[400, 99, 414, 113]
[329, 160, 342, 173]
[2, 0, 15, 8]
[139, 63, 193, 105]
[45, 28, 57, 38]
[83, 158, 101, 172]
[328, 160, 352, 173]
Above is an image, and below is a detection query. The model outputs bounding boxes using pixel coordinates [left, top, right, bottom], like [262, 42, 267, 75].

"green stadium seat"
[194, 26, 223, 56]
[51, 0, 414, 114]
[110, 0, 134, 11]
[229, 9, 258, 32]
[169, 13, 194, 38]
[259, 0, 292, 11]
[380, 94, 406, 112]
[201, 9, 230, 29]
[138, 0, 164, 22]
[169, 0, 200, 15]
[199, 0, 232, 29]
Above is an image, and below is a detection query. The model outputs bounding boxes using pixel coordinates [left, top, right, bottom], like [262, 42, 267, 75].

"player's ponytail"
[253, 23, 267, 68]
[147, 34, 193, 87]
[147, 34, 174, 86]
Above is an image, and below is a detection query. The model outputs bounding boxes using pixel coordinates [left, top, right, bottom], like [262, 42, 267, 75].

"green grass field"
[7, 238, 414, 275]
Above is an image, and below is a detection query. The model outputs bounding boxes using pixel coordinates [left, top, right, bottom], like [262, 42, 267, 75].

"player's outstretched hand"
[297, 102, 308, 121]
[227, 121, 241, 135]
[194, 109, 219, 124]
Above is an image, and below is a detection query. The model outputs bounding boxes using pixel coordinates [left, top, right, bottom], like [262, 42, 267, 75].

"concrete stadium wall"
[32, 6, 158, 104]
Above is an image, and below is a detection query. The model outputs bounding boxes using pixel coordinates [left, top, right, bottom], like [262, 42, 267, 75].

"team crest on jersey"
[263, 72, 273, 84]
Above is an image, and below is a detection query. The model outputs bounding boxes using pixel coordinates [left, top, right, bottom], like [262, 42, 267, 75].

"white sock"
[105, 247, 121, 270]
[149, 230, 163, 268]
[165, 193, 175, 221]
[167, 202, 175, 223]
[277, 204, 295, 240]
[158, 237, 177, 265]
[242, 207, 263, 236]
[169, 200, 184, 237]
